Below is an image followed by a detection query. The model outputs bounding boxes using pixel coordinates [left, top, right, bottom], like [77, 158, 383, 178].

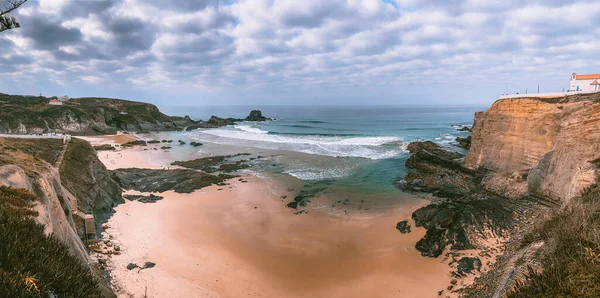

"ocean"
[151, 105, 484, 210]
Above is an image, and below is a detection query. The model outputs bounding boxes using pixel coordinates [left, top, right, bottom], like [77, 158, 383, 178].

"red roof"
[49, 99, 61, 103]
[575, 74, 600, 80]
[591, 80, 600, 85]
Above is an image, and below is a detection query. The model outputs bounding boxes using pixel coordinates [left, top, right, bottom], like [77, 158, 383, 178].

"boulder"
[456, 257, 482, 276]
[396, 220, 411, 233]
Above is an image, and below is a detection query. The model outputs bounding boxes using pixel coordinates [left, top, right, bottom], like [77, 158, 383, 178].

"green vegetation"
[0, 138, 62, 164]
[509, 187, 600, 297]
[0, 93, 193, 134]
[59, 138, 123, 213]
[0, 186, 103, 297]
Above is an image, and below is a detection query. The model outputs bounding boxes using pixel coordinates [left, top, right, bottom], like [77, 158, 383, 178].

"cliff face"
[0, 93, 195, 135]
[59, 138, 123, 213]
[0, 138, 117, 297]
[465, 93, 600, 203]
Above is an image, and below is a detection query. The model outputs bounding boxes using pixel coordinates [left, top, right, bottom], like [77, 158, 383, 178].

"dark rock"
[403, 141, 477, 198]
[457, 126, 472, 132]
[171, 154, 250, 173]
[396, 220, 411, 233]
[147, 140, 161, 144]
[93, 144, 116, 151]
[122, 140, 147, 147]
[286, 184, 327, 209]
[402, 141, 535, 258]
[178, 140, 186, 145]
[456, 257, 482, 276]
[124, 194, 164, 203]
[114, 168, 235, 193]
[160, 146, 171, 150]
[244, 110, 270, 122]
[207, 116, 236, 127]
[190, 141, 203, 147]
[455, 136, 471, 149]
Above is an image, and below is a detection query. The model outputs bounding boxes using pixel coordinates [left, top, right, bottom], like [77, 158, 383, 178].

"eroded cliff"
[465, 92, 600, 203]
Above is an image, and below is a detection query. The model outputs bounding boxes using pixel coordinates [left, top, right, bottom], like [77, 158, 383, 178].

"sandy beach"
[94, 145, 456, 298]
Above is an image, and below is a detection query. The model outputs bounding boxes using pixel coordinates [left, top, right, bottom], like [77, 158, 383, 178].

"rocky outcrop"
[465, 93, 600, 203]
[402, 141, 480, 198]
[59, 138, 123, 213]
[402, 141, 542, 258]
[245, 110, 270, 121]
[113, 168, 235, 193]
[185, 110, 271, 131]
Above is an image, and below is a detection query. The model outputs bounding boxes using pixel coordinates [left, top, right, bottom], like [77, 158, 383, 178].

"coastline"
[92, 142, 458, 298]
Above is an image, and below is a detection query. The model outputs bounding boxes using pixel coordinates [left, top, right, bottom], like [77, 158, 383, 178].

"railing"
[499, 90, 599, 99]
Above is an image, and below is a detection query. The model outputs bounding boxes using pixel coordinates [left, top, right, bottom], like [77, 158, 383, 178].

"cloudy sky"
[1, 0, 599, 106]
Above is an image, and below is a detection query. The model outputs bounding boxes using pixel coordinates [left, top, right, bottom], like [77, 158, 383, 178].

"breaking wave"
[187, 124, 406, 160]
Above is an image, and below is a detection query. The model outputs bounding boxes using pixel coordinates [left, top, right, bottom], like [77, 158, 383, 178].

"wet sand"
[94, 143, 454, 297]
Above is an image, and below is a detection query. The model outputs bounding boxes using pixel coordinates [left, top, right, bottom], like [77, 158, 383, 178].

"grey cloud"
[145, 0, 222, 12]
[106, 17, 157, 54]
[21, 17, 82, 50]
[0, 54, 32, 65]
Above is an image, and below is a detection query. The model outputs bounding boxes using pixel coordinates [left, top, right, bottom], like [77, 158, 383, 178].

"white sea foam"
[285, 168, 352, 181]
[233, 125, 269, 134]
[187, 124, 405, 160]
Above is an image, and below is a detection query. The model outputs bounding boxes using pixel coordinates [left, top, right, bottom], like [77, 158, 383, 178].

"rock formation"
[465, 93, 600, 204]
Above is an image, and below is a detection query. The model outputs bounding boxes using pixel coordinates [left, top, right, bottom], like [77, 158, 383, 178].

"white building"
[60, 95, 69, 101]
[48, 99, 63, 105]
[570, 73, 600, 92]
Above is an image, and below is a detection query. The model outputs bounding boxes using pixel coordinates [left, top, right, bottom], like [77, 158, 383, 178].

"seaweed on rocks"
[396, 220, 411, 233]
[171, 154, 251, 173]
[286, 184, 327, 209]
[113, 168, 235, 193]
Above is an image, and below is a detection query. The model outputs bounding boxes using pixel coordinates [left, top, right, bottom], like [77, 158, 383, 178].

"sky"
[0, 0, 599, 106]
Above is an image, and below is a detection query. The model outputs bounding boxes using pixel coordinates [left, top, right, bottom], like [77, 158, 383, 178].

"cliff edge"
[465, 92, 600, 203]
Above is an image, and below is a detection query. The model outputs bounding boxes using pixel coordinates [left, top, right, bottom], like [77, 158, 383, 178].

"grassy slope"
[0, 186, 103, 297]
[59, 138, 123, 213]
[508, 186, 600, 297]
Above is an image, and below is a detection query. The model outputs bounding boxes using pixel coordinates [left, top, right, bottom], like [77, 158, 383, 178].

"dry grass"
[508, 187, 600, 297]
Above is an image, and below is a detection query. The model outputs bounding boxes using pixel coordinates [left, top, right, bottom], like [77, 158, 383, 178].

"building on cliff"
[48, 99, 63, 105]
[570, 73, 600, 92]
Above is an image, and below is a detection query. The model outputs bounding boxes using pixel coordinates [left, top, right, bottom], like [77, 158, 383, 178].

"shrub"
[0, 186, 103, 297]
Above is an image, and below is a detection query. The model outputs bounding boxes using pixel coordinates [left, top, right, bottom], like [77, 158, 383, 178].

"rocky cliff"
[465, 92, 600, 203]
[0, 93, 196, 134]
[0, 137, 118, 297]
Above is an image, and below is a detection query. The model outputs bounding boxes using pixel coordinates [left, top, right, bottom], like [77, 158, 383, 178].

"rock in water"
[455, 136, 471, 149]
[396, 220, 411, 233]
[245, 110, 269, 121]
[456, 257, 482, 276]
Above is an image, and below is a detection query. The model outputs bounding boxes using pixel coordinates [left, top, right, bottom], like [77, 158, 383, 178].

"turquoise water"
[157, 105, 484, 197]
